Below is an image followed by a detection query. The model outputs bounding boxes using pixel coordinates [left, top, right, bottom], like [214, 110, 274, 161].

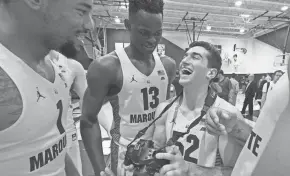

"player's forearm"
[261, 94, 266, 108]
[228, 117, 255, 147]
[80, 117, 106, 175]
[152, 127, 167, 148]
[65, 153, 81, 176]
[187, 164, 232, 176]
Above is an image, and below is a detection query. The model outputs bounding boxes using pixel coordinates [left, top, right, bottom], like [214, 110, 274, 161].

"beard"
[58, 40, 77, 59]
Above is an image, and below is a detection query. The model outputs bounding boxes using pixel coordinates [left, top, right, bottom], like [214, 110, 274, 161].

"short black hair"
[219, 70, 224, 75]
[233, 54, 237, 57]
[232, 73, 236, 78]
[188, 41, 222, 71]
[129, 0, 164, 17]
[274, 70, 283, 75]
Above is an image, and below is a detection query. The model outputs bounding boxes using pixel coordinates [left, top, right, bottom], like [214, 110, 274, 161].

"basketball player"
[156, 54, 290, 175]
[0, 0, 93, 175]
[49, 40, 87, 175]
[260, 69, 283, 108]
[152, 41, 242, 174]
[81, 0, 176, 175]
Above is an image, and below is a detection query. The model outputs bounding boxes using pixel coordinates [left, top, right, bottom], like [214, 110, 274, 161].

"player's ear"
[24, 0, 44, 10]
[207, 68, 218, 80]
[124, 19, 131, 31]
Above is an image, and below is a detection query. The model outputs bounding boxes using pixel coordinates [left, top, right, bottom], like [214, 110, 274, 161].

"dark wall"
[106, 29, 185, 65]
[256, 26, 289, 53]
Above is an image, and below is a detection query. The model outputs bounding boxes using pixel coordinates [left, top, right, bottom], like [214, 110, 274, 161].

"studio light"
[281, 6, 289, 11]
[114, 16, 121, 23]
[235, 1, 243, 7]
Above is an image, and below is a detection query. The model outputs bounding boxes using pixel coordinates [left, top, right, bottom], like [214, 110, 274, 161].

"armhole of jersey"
[153, 53, 169, 80]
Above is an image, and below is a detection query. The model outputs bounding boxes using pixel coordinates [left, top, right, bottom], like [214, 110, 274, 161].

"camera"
[124, 139, 170, 176]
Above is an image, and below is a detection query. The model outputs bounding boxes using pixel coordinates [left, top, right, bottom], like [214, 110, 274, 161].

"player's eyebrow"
[77, 2, 92, 10]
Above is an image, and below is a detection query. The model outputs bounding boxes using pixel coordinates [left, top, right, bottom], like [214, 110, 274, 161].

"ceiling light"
[240, 14, 250, 18]
[235, 1, 243, 7]
[240, 28, 245, 33]
[281, 6, 289, 11]
[120, 2, 129, 9]
[114, 16, 121, 23]
[206, 26, 212, 30]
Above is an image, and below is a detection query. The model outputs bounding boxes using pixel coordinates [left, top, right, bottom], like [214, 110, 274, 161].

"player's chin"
[178, 76, 193, 86]
[142, 45, 156, 53]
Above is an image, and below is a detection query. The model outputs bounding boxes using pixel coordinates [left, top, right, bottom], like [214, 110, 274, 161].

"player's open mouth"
[181, 68, 193, 75]
[144, 44, 155, 49]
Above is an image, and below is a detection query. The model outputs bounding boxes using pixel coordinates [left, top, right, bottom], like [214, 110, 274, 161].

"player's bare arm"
[152, 101, 170, 148]
[80, 52, 121, 175]
[160, 56, 177, 99]
[228, 118, 255, 146]
[0, 67, 23, 131]
[260, 92, 267, 108]
[69, 59, 87, 109]
[187, 164, 232, 176]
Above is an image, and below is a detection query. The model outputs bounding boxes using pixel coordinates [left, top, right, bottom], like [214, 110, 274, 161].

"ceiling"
[92, 0, 290, 38]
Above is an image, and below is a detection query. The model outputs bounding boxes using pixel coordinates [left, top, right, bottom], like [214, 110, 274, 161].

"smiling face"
[179, 46, 217, 87]
[127, 10, 163, 54]
[41, 0, 94, 50]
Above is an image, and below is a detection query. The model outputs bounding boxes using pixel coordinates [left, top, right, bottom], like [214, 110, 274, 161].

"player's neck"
[0, 32, 49, 65]
[219, 76, 224, 82]
[127, 44, 153, 62]
[0, 6, 49, 66]
[181, 83, 208, 111]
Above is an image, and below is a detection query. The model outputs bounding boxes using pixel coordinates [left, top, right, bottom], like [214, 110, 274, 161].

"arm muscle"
[80, 54, 119, 174]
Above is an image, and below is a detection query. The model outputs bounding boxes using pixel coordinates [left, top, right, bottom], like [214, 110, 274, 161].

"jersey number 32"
[173, 131, 200, 164]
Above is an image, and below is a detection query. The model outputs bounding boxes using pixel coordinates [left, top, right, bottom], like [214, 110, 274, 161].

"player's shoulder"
[67, 59, 85, 73]
[160, 55, 176, 70]
[157, 96, 178, 111]
[87, 51, 120, 82]
[160, 55, 176, 79]
[0, 67, 23, 131]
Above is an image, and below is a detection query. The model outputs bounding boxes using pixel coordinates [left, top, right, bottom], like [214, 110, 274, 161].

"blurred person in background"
[261, 70, 283, 108]
[241, 74, 257, 120]
[230, 73, 239, 106]
[255, 75, 267, 107]
[217, 70, 234, 104]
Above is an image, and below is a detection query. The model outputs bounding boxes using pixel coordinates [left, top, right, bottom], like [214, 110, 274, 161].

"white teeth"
[182, 68, 192, 73]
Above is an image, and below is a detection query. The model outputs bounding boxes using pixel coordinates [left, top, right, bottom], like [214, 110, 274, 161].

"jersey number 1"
[56, 100, 65, 134]
[141, 87, 159, 111]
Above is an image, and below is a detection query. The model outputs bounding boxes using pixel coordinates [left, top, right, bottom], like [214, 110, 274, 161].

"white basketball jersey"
[49, 51, 75, 134]
[0, 44, 70, 176]
[231, 73, 289, 176]
[110, 48, 168, 146]
[166, 96, 227, 167]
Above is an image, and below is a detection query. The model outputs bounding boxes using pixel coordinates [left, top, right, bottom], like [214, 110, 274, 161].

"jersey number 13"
[141, 87, 159, 111]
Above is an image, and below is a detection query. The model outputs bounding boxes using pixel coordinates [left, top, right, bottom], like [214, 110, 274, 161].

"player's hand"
[156, 145, 189, 176]
[100, 167, 115, 176]
[119, 151, 135, 171]
[204, 107, 238, 135]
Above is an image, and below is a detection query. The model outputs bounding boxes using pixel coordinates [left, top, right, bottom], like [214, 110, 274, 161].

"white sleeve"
[262, 83, 267, 93]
